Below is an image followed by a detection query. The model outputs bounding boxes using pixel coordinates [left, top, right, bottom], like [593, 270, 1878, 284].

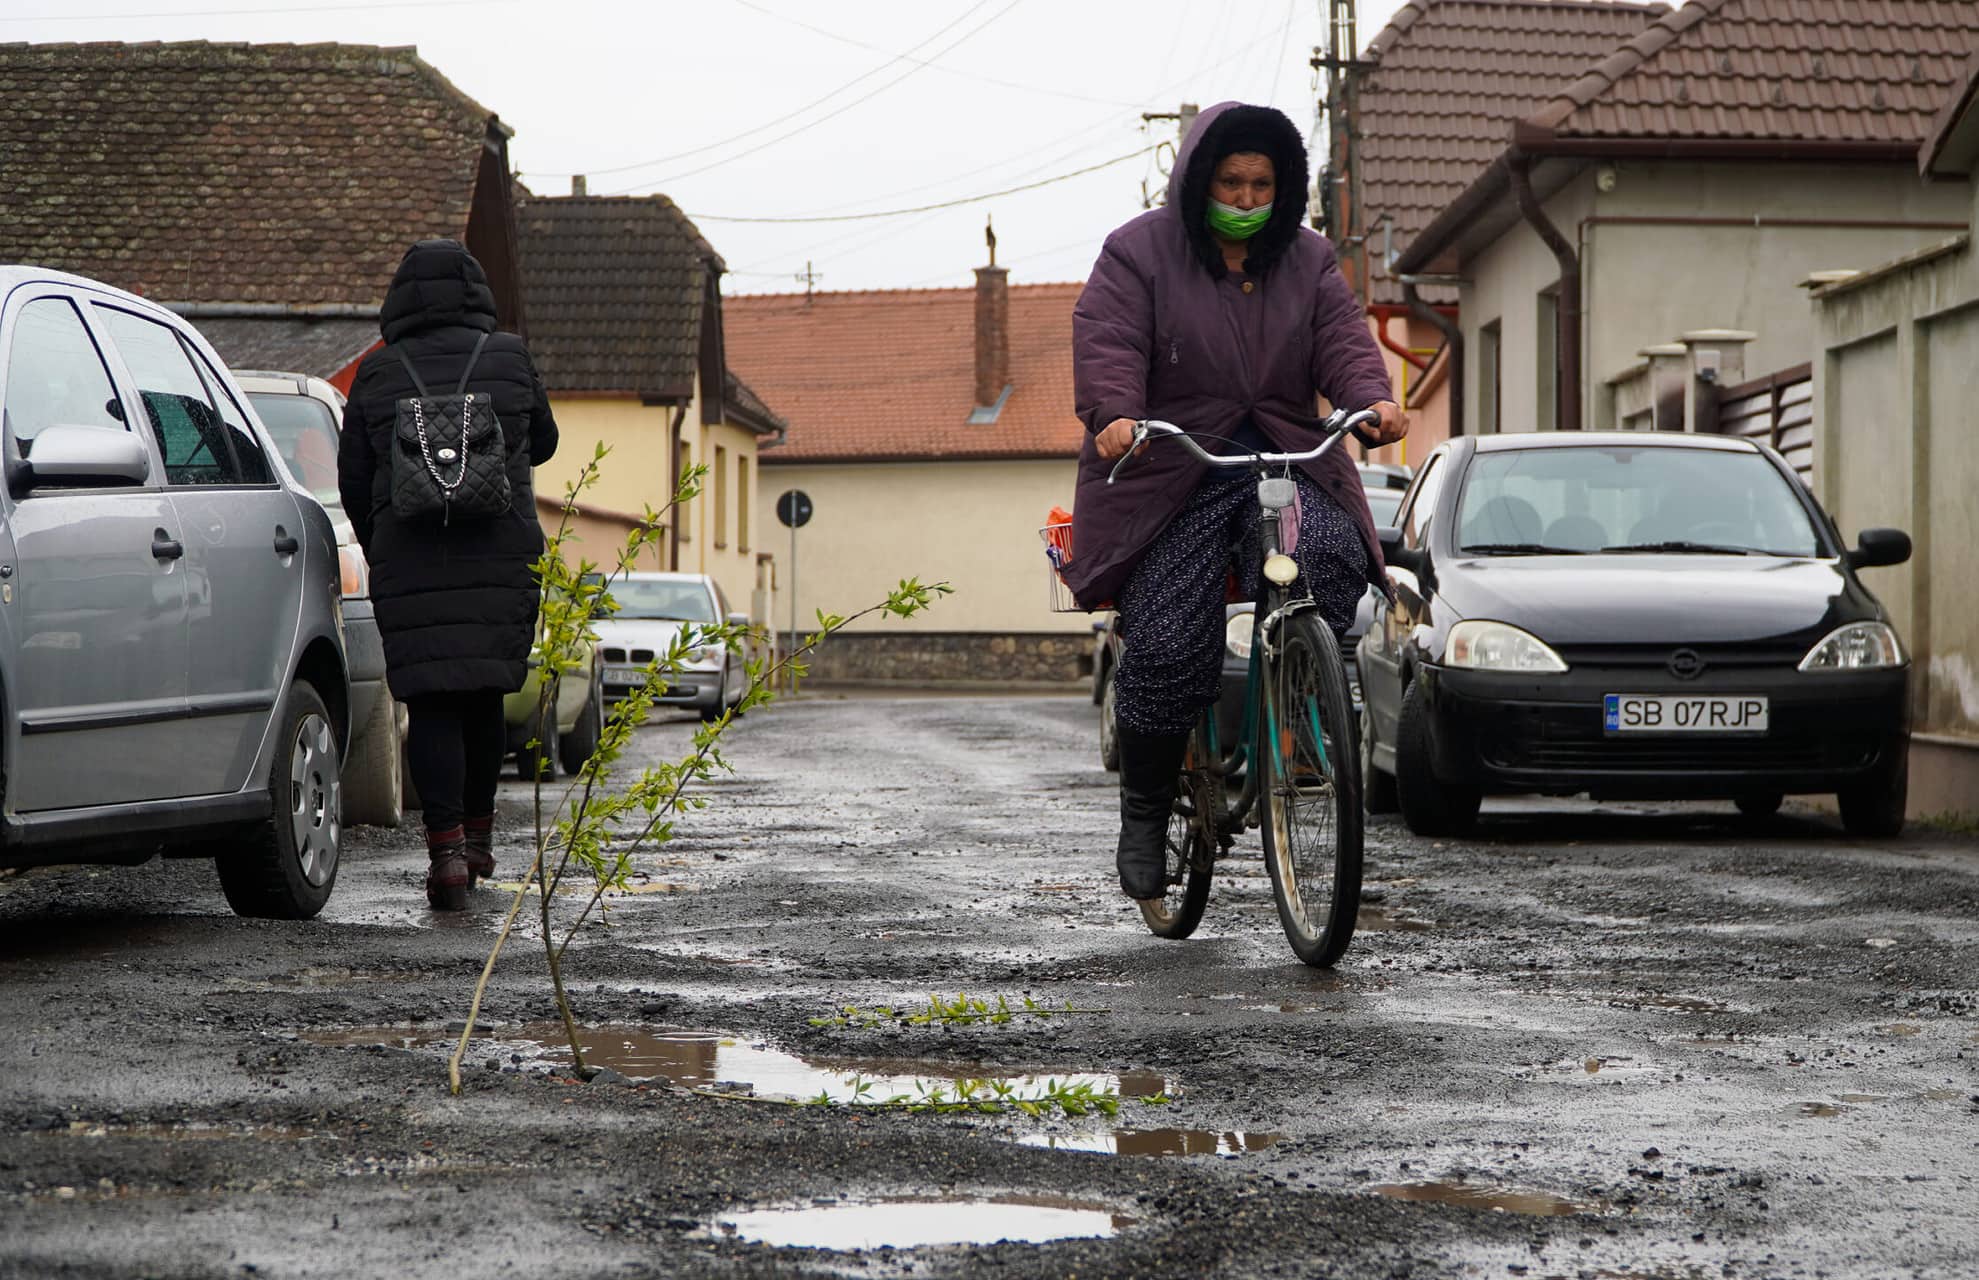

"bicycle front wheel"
[1256, 612, 1363, 967]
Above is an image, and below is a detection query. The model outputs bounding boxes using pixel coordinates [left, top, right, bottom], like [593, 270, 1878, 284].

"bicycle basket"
[1038, 522, 1083, 612]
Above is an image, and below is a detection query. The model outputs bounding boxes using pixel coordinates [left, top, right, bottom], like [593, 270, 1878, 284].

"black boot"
[1116, 725, 1189, 901]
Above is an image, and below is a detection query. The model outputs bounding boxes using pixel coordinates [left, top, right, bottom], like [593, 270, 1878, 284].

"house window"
[737, 455, 751, 553]
[1536, 288, 1559, 433]
[714, 445, 729, 548]
[1478, 319, 1502, 434]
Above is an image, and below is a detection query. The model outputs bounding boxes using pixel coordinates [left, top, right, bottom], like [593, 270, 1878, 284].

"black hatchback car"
[1358, 432, 1912, 837]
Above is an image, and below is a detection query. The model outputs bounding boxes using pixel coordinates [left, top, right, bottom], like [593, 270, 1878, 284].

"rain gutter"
[1509, 152, 1581, 432]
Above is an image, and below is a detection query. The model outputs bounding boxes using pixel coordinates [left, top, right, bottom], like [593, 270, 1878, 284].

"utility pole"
[794, 260, 822, 301]
[1138, 103, 1199, 208]
[1311, 0, 1375, 293]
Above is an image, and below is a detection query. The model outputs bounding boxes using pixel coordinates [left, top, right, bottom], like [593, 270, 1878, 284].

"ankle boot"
[1115, 725, 1190, 901]
[424, 825, 470, 911]
[461, 814, 495, 883]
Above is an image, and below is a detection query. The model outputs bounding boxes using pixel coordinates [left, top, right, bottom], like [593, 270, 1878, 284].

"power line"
[603, 0, 1024, 194]
[0, 0, 499, 18]
[724, 0, 1143, 110]
[687, 146, 1155, 224]
[552, 0, 1000, 180]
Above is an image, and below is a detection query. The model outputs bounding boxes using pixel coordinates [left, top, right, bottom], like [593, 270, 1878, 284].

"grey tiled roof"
[193, 316, 380, 381]
[0, 41, 499, 306]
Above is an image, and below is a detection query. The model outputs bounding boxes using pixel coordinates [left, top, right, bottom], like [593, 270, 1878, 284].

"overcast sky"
[7, 0, 1416, 294]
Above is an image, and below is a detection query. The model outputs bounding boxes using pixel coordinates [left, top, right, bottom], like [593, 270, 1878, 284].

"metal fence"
[1702, 362, 1813, 483]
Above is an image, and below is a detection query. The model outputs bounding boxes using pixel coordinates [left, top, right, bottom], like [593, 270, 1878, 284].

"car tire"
[341, 694, 404, 828]
[559, 670, 602, 775]
[1098, 672, 1121, 772]
[1394, 678, 1480, 837]
[1735, 792, 1783, 820]
[698, 669, 725, 724]
[216, 681, 340, 920]
[1838, 749, 1907, 838]
[1361, 701, 1398, 814]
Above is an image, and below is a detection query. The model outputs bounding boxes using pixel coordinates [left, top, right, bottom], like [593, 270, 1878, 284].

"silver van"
[0, 267, 348, 918]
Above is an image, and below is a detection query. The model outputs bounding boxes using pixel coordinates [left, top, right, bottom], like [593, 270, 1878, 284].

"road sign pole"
[788, 517, 797, 681]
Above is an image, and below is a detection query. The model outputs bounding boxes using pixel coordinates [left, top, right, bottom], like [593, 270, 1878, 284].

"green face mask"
[1206, 198, 1273, 241]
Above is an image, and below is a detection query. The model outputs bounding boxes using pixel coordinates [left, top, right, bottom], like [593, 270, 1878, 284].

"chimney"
[571, 174, 588, 196]
[971, 219, 1009, 420]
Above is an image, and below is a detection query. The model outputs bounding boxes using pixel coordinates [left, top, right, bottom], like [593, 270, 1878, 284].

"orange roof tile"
[726, 283, 1085, 464]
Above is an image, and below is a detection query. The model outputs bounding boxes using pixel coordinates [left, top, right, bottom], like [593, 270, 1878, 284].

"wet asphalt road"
[2, 691, 1976, 1279]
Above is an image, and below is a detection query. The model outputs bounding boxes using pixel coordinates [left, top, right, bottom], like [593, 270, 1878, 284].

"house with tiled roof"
[724, 258, 1090, 681]
[1802, 46, 1979, 821]
[1389, 0, 1979, 443]
[1325, 0, 1669, 453]
[518, 193, 785, 619]
[0, 41, 524, 388]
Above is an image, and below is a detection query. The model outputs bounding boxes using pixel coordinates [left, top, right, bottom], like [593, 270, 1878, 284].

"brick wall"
[784, 631, 1093, 684]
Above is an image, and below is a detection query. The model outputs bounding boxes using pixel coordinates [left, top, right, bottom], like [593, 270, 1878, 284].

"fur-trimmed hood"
[1166, 101, 1312, 278]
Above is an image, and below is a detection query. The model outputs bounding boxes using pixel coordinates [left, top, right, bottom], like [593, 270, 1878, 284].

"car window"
[94, 305, 245, 486]
[1364, 488, 1404, 528]
[3, 297, 128, 445]
[190, 349, 274, 484]
[1455, 446, 1821, 556]
[249, 390, 343, 511]
[1398, 454, 1445, 550]
[603, 579, 718, 622]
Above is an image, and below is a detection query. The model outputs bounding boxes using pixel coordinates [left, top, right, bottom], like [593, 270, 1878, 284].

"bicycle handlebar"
[1106, 407, 1382, 485]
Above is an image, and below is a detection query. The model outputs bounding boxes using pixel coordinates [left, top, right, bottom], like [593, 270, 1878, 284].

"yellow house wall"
[754, 458, 1088, 636]
[681, 417, 774, 620]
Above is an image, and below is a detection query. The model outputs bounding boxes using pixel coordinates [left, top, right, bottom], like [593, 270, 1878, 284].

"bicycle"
[1083, 408, 1377, 968]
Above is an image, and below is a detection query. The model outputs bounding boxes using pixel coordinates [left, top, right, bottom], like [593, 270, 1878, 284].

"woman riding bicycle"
[1067, 101, 1408, 903]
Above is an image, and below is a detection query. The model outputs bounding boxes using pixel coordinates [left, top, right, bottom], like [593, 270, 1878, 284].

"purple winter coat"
[1065, 101, 1394, 610]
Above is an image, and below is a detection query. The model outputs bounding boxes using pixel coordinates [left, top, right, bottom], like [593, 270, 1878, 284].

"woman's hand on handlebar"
[1358, 400, 1409, 447]
[1095, 416, 1145, 461]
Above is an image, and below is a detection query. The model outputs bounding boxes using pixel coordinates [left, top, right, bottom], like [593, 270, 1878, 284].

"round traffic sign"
[776, 489, 813, 529]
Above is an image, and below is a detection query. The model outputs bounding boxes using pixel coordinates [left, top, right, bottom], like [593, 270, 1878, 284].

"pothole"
[712, 1193, 1131, 1250]
[1356, 906, 1439, 933]
[1607, 993, 1730, 1015]
[1017, 1129, 1282, 1157]
[1373, 1181, 1598, 1217]
[55, 1121, 317, 1142]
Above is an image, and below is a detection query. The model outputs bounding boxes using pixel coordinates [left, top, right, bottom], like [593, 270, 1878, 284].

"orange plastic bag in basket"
[1043, 505, 1075, 566]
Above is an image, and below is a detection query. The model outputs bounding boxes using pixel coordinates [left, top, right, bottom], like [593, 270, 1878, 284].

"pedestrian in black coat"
[337, 239, 559, 910]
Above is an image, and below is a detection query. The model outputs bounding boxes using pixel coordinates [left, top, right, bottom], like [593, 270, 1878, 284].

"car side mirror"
[1377, 525, 1424, 575]
[1847, 527, 1911, 570]
[7, 425, 150, 496]
[725, 611, 752, 630]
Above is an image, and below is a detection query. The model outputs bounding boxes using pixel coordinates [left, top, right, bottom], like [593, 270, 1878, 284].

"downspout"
[667, 402, 687, 572]
[1400, 279, 1463, 437]
[1508, 153, 1581, 431]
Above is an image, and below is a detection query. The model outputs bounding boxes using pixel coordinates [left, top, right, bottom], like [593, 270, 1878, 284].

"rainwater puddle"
[58, 1120, 315, 1142]
[1356, 906, 1438, 933]
[1373, 1181, 1596, 1217]
[1798, 1101, 1851, 1117]
[1608, 993, 1729, 1015]
[1018, 1129, 1283, 1157]
[301, 1023, 1169, 1103]
[714, 1194, 1130, 1250]
[1877, 1023, 1925, 1037]
[1530, 1056, 1661, 1082]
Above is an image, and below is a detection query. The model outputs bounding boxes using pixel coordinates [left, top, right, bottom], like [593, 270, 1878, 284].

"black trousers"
[405, 690, 505, 832]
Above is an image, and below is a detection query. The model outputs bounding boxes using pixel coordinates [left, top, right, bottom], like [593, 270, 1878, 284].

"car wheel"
[1361, 701, 1398, 814]
[1394, 678, 1480, 837]
[216, 681, 340, 920]
[559, 669, 603, 775]
[1098, 671, 1121, 772]
[1735, 792, 1783, 820]
[1838, 749, 1907, 838]
[699, 667, 726, 724]
[341, 694, 404, 828]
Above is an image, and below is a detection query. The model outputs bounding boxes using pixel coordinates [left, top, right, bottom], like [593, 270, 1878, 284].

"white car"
[234, 370, 406, 827]
[594, 572, 749, 722]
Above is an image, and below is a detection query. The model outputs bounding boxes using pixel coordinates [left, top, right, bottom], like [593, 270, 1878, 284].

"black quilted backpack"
[388, 332, 512, 524]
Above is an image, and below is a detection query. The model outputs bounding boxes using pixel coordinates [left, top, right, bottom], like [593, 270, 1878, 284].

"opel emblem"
[437, 447, 458, 462]
[1668, 648, 1705, 680]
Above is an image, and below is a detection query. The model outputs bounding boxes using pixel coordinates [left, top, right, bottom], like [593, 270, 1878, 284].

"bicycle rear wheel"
[1257, 612, 1363, 967]
[1139, 725, 1216, 940]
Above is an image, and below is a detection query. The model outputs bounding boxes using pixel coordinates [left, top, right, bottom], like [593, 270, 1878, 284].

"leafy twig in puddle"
[808, 992, 1108, 1028]
[801, 1076, 1122, 1118]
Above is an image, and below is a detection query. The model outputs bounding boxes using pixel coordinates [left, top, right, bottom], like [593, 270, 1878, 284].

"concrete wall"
[1361, 309, 1449, 471]
[753, 457, 1088, 645]
[1462, 163, 1968, 435]
[1811, 169, 1979, 821]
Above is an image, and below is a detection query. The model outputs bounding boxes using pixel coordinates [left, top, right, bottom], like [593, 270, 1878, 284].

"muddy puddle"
[1373, 1181, 1598, 1217]
[301, 1022, 1169, 1104]
[1607, 993, 1730, 1014]
[714, 1193, 1131, 1250]
[1018, 1129, 1282, 1157]
[1356, 906, 1438, 933]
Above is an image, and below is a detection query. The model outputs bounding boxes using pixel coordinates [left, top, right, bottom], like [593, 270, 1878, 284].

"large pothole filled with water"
[712, 1193, 1133, 1250]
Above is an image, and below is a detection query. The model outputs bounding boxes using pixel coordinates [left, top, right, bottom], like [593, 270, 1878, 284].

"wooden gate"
[1703, 363, 1813, 484]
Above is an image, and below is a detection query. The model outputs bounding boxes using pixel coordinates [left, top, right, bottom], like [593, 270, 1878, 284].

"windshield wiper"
[1460, 543, 1587, 556]
[1601, 540, 1768, 556]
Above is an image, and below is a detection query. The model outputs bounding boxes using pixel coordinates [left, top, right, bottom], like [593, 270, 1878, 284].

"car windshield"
[1455, 446, 1821, 557]
[248, 390, 342, 512]
[605, 579, 717, 622]
[1364, 488, 1404, 527]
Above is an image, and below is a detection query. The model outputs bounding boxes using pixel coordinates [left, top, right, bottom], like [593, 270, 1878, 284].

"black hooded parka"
[337, 240, 560, 700]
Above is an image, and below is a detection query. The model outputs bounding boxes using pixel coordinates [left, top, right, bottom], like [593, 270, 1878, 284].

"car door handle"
[273, 528, 300, 556]
[152, 532, 185, 561]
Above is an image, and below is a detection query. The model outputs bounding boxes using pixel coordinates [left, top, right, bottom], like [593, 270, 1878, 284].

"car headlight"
[684, 647, 722, 669]
[1225, 611, 1255, 660]
[1798, 621, 1903, 672]
[338, 544, 369, 599]
[1446, 620, 1568, 673]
